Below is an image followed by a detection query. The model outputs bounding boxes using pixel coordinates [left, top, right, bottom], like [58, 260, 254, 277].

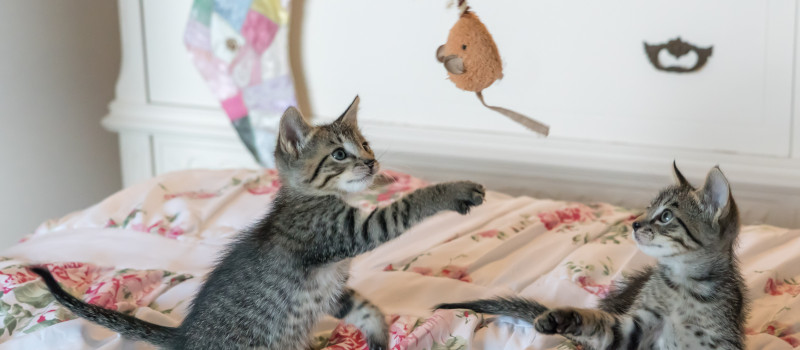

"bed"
[0, 168, 797, 349]
[9, 0, 800, 348]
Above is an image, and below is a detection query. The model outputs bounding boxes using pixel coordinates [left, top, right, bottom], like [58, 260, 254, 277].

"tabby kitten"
[438, 163, 746, 349]
[33, 96, 486, 350]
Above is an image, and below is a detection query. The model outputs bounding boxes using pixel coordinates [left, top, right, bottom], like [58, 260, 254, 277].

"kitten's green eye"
[331, 148, 347, 161]
[659, 210, 674, 223]
[362, 142, 371, 153]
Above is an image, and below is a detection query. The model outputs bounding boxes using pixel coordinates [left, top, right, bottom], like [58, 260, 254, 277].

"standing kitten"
[438, 163, 746, 349]
[33, 96, 486, 350]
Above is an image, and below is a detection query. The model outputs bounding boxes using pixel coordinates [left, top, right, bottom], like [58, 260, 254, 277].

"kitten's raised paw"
[534, 308, 583, 335]
[442, 181, 486, 215]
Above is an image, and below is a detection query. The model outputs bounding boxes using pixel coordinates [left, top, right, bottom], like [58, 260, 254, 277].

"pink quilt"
[1, 169, 798, 349]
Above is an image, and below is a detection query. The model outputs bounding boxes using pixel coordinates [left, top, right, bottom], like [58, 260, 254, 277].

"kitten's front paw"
[442, 181, 485, 214]
[534, 308, 583, 335]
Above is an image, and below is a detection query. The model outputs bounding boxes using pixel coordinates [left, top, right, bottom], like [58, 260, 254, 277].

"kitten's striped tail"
[31, 267, 178, 347]
[436, 296, 549, 324]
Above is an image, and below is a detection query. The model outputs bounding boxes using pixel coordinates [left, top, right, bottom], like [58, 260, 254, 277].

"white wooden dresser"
[104, 0, 800, 227]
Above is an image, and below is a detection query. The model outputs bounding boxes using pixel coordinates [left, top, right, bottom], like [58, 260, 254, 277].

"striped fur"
[32, 96, 485, 349]
[438, 164, 746, 350]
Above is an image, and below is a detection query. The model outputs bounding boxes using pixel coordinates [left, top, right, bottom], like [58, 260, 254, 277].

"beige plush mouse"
[436, 1, 549, 136]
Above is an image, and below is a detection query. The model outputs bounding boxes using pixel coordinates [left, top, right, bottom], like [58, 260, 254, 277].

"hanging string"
[476, 91, 550, 136]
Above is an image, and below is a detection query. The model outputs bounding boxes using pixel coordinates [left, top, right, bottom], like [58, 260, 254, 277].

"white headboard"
[104, 0, 800, 227]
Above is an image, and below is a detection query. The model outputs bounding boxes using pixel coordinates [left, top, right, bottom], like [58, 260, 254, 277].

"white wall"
[0, 0, 121, 248]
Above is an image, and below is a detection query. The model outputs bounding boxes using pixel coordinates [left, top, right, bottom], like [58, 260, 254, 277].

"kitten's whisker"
[375, 147, 390, 162]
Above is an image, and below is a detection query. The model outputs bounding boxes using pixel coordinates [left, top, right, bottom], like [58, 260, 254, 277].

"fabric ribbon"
[476, 91, 549, 136]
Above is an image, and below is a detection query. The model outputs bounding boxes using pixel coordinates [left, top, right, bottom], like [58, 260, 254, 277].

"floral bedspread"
[1, 169, 798, 349]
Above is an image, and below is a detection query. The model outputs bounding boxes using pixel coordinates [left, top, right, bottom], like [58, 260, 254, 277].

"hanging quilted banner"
[184, 0, 295, 167]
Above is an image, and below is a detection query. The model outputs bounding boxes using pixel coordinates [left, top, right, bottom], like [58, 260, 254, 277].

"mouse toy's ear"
[444, 56, 465, 75]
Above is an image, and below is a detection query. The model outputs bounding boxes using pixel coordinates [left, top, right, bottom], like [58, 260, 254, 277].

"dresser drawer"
[497, 0, 795, 156]
[152, 134, 260, 175]
[302, 0, 795, 156]
[142, 0, 218, 108]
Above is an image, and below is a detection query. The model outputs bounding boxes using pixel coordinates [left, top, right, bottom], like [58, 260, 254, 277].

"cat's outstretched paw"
[534, 308, 583, 335]
[441, 181, 486, 214]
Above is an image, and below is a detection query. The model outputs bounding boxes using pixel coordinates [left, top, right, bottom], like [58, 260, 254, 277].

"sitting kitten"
[33, 96, 486, 350]
[438, 163, 746, 350]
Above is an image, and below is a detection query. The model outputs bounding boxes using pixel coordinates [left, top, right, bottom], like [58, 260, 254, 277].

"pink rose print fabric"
[320, 323, 369, 350]
[765, 277, 800, 297]
[0, 261, 192, 342]
[32, 169, 427, 243]
[4, 169, 800, 349]
[537, 205, 597, 230]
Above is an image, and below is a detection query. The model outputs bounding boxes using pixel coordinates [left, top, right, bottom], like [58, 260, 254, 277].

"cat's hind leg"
[332, 288, 388, 350]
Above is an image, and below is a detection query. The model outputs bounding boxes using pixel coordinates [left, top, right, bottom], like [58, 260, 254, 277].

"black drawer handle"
[644, 37, 713, 73]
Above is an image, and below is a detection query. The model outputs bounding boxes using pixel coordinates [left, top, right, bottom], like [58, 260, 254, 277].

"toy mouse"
[436, 1, 549, 136]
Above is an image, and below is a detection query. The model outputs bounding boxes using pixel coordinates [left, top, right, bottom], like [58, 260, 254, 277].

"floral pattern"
[106, 209, 187, 239]
[747, 312, 800, 347]
[470, 229, 507, 241]
[565, 259, 613, 298]
[385, 252, 473, 283]
[381, 203, 633, 289]
[388, 315, 425, 346]
[0, 260, 192, 342]
[390, 310, 481, 350]
[574, 276, 611, 298]
[745, 272, 800, 347]
[438, 265, 472, 283]
[765, 277, 800, 297]
[537, 205, 597, 230]
[384, 263, 473, 283]
[163, 190, 220, 200]
[320, 323, 368, 350]
[243, 169, 281, 195]
[34, 169, 427, 242]
[84, 270, 166, 312]
[11, 169, 800, 349]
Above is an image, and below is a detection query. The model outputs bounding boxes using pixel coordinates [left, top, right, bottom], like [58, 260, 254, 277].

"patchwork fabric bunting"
[184, 0, 295, 167]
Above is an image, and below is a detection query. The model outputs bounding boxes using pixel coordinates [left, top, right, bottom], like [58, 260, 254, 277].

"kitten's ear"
[672, 161, 691, 188]
[699, 166, 731, 221]
[278, 106, 313, 156]
[335, 95, 360, 127]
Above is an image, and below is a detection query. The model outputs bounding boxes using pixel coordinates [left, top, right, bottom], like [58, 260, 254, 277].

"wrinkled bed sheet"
[0, 169, 797, 349]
